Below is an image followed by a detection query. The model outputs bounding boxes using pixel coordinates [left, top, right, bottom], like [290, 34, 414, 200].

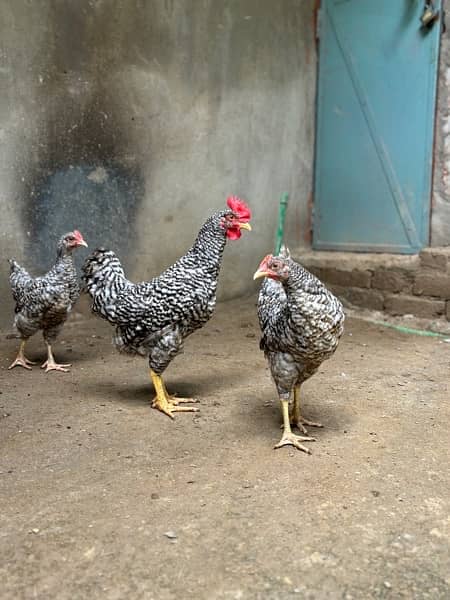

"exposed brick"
[413, 272, 450, 299]
[419, 247, 450, 271]
[385, 294, 445, 319]
[308, 267, 372, 289]
[372, 269, 412, 293]
[299, 250, 419, 273]
[330, 285, 384, 311]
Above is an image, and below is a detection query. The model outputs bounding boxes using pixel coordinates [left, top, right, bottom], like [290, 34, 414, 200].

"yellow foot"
[41, 360, 71, 373]
[167, 395, 200, 406]
[274, 432, 315, 454]
[281, 416, 323, 435]
[8, 356, 36, 370]
[291, 416, 324, 435]
[152, 395, 200, 419]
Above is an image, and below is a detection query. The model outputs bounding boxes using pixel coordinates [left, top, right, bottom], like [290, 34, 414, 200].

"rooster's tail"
[8, 258, 32, 292]
[8, 258, 21, 274]
[82, 248, 130, 324]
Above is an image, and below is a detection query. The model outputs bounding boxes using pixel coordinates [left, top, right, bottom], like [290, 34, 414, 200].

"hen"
[82, 196, 251, 418]
[254, 247, 344, 452]
[8, 230, 88, 373]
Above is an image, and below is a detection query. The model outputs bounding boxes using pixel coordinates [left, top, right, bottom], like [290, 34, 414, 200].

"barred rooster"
[254, 247, 344, 453]
[8, 230, 88, 372]
[82, 196, 251, 418]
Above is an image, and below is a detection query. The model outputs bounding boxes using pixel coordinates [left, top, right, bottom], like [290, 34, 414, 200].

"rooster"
[8, 230, 88, 373]
[253, 247, 344, 452]
[82, 196, 251, 418]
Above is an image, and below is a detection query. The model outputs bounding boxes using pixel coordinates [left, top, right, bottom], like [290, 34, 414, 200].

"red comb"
[259, 254, 273, 268]
[227, 196, 251, 221]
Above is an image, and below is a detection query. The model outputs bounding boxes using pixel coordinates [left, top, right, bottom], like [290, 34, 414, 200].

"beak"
[239, 222, 252, 231]
[78, 239, 88, 248]
[253, 269, 268, 280]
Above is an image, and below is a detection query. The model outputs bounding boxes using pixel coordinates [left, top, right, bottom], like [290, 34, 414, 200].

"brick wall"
[297, 249, 450, 324]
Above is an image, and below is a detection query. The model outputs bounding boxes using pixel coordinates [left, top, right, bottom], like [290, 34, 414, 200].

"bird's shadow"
[246, 389, 354, 440]
[80, 366, 238, 408]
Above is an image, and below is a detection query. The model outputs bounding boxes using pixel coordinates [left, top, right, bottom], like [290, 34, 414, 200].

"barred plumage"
[255, 247, 344, 451]
[257, 249, 345, 397]
[82, 200, 252, 399]
[8, 230, 87, 372]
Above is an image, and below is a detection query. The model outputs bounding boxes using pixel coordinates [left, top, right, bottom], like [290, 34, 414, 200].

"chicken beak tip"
[239, 222, 252, 231]
[253, 270, 267, 280]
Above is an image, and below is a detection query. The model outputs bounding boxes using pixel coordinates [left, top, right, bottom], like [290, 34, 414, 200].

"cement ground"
[1, 297, 449, 599]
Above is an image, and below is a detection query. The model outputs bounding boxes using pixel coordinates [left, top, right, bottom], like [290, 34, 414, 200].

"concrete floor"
[1, 297, 449, 599]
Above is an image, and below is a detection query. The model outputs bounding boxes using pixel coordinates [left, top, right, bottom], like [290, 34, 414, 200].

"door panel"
[313, 0, 441, 253]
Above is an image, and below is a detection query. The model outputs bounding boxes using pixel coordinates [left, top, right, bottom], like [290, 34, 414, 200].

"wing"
[113, 267, 213, 333]
[10, 260, 69, 317]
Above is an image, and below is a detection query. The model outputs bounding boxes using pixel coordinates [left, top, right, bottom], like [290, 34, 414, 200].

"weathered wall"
[432, 17, 450, 246]
[0, 0, 316, 329]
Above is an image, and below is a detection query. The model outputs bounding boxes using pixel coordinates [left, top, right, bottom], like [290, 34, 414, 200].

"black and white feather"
[82, 209, 241, 374]
[257, 247, 345, 400]
[9, 234, 82, 345]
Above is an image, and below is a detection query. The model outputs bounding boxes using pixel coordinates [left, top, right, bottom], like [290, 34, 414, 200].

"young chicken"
[82, 196, 251, 418]
[254, 247, 344, 453]
[8, 230, 88, 373]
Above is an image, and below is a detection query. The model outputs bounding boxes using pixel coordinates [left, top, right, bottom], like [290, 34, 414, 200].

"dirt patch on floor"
[1, 297, 449, 599]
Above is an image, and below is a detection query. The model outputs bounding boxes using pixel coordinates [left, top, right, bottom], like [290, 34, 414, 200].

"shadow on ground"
[1, 297, 449, 599]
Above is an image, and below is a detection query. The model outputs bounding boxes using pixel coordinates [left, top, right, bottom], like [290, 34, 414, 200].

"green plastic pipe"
[274, 192, 289, 255]
[370, 320, 447, 338]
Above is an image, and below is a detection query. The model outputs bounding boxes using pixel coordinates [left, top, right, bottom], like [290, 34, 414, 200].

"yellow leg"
[150, 369, 199, 419]
[8, 340, 36, 370]
[291, 386, 323, 433]
[274, 399, 315, 454]
[41, 343, 71, 373]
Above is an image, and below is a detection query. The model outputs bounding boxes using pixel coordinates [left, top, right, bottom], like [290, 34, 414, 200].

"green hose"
[274, 192, 289, 255]
[370, 320, 448, 338]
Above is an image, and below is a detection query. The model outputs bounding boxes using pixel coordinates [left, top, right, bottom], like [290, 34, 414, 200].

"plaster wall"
[0, 0, 316, 329]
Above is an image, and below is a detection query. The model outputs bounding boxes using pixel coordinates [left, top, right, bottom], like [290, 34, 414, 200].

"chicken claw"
[8, 356, 36, 370]
[281, 415, 324, 435]
[41, 344, 71, 373]
[8, 341, 36, 370]
[41, 360, 71, 373]
[289, 416, 324, 435]
[290, 387, 323, 433]
[276, 398, 315, 454]
[274, 431, 316, 454]
[166, 395, 200, 406]
[150, 369, 199, 419]
[152, 395, 199, 419]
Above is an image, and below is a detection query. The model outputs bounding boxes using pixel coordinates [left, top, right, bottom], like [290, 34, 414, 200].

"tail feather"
[8, 258, 32, 296]
[8, 258, 24, 275]
[82, 248, 131, 323]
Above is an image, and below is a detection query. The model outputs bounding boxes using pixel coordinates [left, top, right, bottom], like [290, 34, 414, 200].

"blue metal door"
[313, 0, 441, 253]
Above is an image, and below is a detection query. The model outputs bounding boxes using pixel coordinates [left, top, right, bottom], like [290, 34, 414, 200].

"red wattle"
[226, 227, 242, 240]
